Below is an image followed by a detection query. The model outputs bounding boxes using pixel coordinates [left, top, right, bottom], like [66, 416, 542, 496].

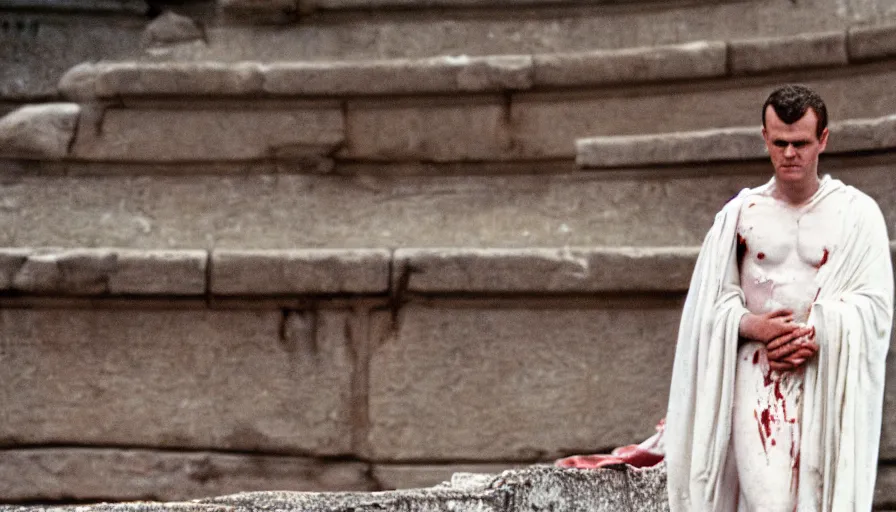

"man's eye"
[792, 141, 808, 148]
[773, 141, 789, 148]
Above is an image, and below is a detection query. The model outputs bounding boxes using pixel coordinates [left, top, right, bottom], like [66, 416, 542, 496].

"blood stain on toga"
[753, 350, 760, 364]
[758, 252, 766, 260]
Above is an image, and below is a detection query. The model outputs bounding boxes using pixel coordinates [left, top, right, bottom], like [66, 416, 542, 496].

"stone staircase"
[3, 0, 896, 507]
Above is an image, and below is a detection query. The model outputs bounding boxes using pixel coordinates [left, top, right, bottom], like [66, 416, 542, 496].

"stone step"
[5, 2, 895, 101]
[0, 246, 700, 298]
[3, 27, 896, 164]
[576, 113, 896, 169]
[1, 153, 895, 249]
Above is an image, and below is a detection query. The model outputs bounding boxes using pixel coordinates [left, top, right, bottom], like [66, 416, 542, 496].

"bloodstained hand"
[767, 326, 818, 371]
[740, 308, 798, 343]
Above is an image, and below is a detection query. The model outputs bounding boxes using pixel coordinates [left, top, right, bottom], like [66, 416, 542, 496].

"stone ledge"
[0, 248, 206, 295]
[263, 56, 533, 95]
[848, 23, 896, 61]
[52, 26, 896, 101]
[0, 465, 666, 511]
[394, 247, 698, 293]
[576, 113, 896, 168]
[728, 31, 848, 75]
[533, 41, 726, 87]
[210, 249, 392, 295]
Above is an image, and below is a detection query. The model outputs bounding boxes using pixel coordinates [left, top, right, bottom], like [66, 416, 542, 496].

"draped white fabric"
[665, 177, 893, 512]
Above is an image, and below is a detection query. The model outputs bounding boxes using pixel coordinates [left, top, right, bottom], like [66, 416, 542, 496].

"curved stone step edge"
[575, 113, 896, 168]
[7, 244, 896, 296]
[55, 24, 896, 100]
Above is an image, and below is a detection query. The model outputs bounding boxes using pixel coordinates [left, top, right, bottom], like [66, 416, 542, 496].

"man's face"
[762, 105, 828, 185]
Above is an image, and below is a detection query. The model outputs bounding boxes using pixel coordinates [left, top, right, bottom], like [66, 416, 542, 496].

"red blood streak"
[757, 252, 766, 260]
[771, 439, 777, 446]
[774, 380, 784, 401]
[781, 398, 789, 422]
[754, 409, 767, 453]
[737, 233, 748, 262]
[814, 248, 829, 269]
[764, 372, 773, 387]
[760, 408, 773, 437]
[753, 350, 760, 364]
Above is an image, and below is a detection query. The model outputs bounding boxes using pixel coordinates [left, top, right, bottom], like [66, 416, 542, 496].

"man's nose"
[784, 144, 797, 157]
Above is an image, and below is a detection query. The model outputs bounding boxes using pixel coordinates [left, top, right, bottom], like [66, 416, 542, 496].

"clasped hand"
[740, 309, 818, 371]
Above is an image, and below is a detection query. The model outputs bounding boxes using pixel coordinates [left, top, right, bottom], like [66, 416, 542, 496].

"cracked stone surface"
[0, 465, 669, 512]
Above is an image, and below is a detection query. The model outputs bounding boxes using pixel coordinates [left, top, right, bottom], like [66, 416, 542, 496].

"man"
[559, 85, 893, 512]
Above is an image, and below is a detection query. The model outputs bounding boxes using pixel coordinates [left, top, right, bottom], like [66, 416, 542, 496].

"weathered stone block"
[728, 31, 848, 75]
[533, 41, 725, 87]
[142, 11, 205, 48]
[394, 247, 698, 293]
[0, 103, 79, 160]
[0, 309, 356, 454]
[71, 108, 343, 161]
[848, 23, 896, 61]
[876, 465, 896, 509]
[263, 55, 532, 96]
[576, 127, 766, 168]
[211, 249, 390, 295]
[367, 306, 679, 460]
[827, 114, 896, 153]
[2, 248, 207, 295]
[62, 62, 264, 98]
[342, 101, 510, 161]
[0, 448, 374, 502]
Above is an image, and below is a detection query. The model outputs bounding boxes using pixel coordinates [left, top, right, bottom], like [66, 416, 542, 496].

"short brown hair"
[762, 84, 828, 138]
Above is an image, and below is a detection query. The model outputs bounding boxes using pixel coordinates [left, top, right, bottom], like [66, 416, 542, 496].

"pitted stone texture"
[60, 62, 263, 99]
[142, 11, 205, 48]
[71, 108, 343, 162]
[211, 249, 390, 295]
[0, 103, 79, 160]
[372, 463, 526, 490]
[342, 101, 510, 162]
[0, 309, 355, 454]
[12, 168, 896, 250]
[367, 306, 679, 460]
[848, 23, 896, 61]
[511, 65, 896, 158]
[533, 41, 725, 87]
[0, 449, 374, 502]
[263, 55, 532, 96]
[394, 247, 697, 293]
[2, 248, 206, 295]
[577, 127, 766, 168]
[728, 31, 848, 75]
[0, 505, 231, 512]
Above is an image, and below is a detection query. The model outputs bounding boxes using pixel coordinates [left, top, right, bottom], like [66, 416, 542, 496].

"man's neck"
[773, 176, 821, 206]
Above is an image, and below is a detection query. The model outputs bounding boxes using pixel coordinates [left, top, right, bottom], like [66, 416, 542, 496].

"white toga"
[665, 176, 893, 512]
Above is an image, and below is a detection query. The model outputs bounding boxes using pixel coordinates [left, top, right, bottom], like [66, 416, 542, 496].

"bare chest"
[737, 197, 843, 271]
